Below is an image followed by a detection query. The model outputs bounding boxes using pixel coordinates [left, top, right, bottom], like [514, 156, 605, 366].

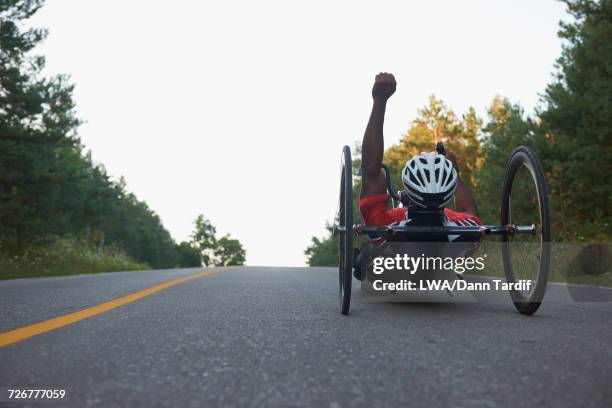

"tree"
[190, 215, 217, 266]
[0, 0, 82, 250]
[304, 223, 338, 266]
[0, 1, 196, 273]
[476, 97, 537, 224]
[175, 241, 201, 267]
[214, 235, 246, 266]
[187, 215, 246, 266]
[384, 96, 483, 190]
[539, 0, 612, 237]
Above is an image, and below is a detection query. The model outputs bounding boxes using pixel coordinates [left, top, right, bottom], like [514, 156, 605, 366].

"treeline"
[306, 0, 612, 265]
[0, 0, 245, 275]
[0, 0, 176, 268]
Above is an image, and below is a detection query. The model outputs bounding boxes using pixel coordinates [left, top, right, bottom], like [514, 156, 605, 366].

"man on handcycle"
[360, 72, 481, 244]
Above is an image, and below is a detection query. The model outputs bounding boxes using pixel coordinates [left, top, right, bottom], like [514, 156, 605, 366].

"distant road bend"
[1, 266, 611, 407]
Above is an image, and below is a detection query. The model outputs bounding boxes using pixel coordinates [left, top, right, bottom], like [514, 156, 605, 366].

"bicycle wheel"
[338, 145, 353, 315]
[501, 146, 551, 315]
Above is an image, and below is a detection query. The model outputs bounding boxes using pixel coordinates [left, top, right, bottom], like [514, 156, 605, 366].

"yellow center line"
[0, 267, 231, 348]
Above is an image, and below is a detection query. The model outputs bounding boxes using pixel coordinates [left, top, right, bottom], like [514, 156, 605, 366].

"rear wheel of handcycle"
[338, 145, 353, 315]
[501, 146, 551, 315]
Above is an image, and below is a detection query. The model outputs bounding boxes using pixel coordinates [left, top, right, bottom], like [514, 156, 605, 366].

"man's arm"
[361, 73, 396, 198]
[445, 151, 479, 217]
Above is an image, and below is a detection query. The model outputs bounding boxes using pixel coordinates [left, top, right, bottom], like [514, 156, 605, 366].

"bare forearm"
[454, 177, 479, 217]
[361, 72, 396, 198]
[362, 100, 386, 176]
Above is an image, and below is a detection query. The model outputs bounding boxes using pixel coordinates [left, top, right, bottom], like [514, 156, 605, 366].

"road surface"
[0, 266, 611, 407]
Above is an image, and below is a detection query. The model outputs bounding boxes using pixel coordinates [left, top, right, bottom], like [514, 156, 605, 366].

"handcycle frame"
[338, 223, 536, 239]
[335, 142, 550, 316]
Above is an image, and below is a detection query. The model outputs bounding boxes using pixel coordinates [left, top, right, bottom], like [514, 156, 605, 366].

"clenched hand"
[372, 72, 396, 102]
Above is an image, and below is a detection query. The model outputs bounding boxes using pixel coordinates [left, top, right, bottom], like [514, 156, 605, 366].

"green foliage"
[384, 96, 482, 190]
[0, 1, 179, 273]
[304, 223, 338, 266]
[174, 241, 201, 267]
[188, 214, 246, 266]
[190, 215, 217, 266]
[476, 97, 538, 224]
[0, 0, 81, 249]
[214, 235, 246, 266]
[0, 237, 148, 280]
[539, 0, 612, 232]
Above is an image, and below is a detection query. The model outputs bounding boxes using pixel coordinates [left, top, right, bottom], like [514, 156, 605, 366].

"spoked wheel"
[337, 145, 353, 315]
[501, 146, 551, 315]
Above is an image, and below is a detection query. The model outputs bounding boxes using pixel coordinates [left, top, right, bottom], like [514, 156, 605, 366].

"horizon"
[28, 0, 568, 265]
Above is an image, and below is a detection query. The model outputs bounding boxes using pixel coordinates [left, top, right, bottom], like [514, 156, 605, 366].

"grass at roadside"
[0, 238, 148, 280]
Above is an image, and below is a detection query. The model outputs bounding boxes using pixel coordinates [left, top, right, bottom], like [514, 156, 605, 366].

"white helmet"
[401, 152, 458, 209]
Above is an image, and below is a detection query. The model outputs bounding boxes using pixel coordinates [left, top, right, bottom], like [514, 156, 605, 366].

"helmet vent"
[416, 171, 426, 186]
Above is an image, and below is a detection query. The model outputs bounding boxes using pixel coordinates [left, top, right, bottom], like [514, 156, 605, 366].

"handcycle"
[334, 142, 550, 315]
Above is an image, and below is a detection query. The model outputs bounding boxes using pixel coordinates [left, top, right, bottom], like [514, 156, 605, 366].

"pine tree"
[0, 0, 81, 250]
[540, 0, 612, 233]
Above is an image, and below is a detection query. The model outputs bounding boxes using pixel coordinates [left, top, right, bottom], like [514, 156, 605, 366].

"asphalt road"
[0, 266, 611, 407]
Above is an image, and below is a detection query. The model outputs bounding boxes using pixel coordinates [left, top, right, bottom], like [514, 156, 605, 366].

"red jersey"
[359, 193, 482, 243]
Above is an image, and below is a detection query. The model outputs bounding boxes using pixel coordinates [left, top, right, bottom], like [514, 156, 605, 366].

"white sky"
[29, 0, 568, 266]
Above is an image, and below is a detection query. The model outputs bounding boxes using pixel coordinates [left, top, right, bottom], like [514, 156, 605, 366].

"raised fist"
[372, 72, 396, 102]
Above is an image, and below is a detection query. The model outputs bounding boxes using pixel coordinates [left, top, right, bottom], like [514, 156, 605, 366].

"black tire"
[501, 146, 551, 315]
[338, 146, 353, 315]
